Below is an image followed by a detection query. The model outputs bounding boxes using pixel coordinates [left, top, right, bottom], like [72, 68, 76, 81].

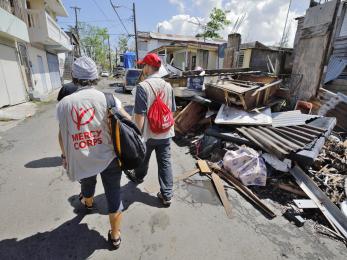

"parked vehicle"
[123, 69, 142, 93]
[113, 66, 125, 78]
[101, 71, 109, 77]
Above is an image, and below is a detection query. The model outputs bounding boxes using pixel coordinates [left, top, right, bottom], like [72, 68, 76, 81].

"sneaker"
[124, 169, 144, 184]
[157, 192, 172, 207]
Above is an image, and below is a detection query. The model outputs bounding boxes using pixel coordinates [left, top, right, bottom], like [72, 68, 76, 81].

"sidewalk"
[0, 88, 60, 133]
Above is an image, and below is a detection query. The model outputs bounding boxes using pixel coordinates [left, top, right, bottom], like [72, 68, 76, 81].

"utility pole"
[70, 6, 81, 38]
[115, 47, 118, 67]
[70, 6, 81, 54]
[107, 35, 112, 72]
[132, 2, 139, 65]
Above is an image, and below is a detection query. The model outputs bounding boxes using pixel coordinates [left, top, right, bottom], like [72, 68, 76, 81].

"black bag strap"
[104, 92, 116, 109]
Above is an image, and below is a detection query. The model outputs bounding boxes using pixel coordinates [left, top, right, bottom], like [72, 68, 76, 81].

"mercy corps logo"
[70, 106, 103, 150]
[71, 106, 95, 130]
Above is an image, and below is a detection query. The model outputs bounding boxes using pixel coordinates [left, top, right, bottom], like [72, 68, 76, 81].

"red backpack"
[146, 81, 174, 134]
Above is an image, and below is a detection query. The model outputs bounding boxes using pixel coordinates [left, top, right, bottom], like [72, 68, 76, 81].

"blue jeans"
[135, 138, 173, 200]
[80, 159, 123, 213]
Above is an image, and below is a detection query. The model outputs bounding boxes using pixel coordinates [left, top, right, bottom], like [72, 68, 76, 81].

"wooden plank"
[197, 160, 212, 174]
[174, 101, 206, 134]
[211, 172, 233, 219]
[290, 165, 347, 239]
[251, 79, 282, 97]
[277, 184, 307, 197]
[210, 163, 276, 219]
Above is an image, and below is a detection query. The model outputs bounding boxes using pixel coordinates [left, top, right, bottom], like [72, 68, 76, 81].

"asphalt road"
[0, 79, 346, 260]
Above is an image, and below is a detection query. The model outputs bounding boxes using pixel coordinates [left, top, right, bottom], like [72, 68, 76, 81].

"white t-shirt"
[56, 87, 122, 181]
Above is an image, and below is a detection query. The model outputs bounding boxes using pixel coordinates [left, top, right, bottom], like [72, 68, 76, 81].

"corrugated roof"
[237, 124, 327, 159]
[137, 31, 226, 46]
[271, 110, 320, 127]
[324, 56, 347, 83]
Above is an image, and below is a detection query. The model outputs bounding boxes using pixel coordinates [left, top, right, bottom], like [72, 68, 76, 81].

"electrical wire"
[109, 0, 130, 36]
[90, 0, 112, 21]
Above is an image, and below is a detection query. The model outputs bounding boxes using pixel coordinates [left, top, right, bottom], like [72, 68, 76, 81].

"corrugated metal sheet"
[324, 56, 347, 83]
[237, 124, 327, 159]
[271, 110, 320, 127]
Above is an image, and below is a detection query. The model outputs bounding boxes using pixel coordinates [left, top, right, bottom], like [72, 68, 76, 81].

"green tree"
[118, 35, 129, 54]
[197, 8, 231, 39]
[79, 23, 110, 70]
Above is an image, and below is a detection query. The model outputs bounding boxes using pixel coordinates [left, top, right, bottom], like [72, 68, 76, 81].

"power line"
[109, 0, 130, 36]
[59, 19, 115, 24]
[90, 0, 111, 21]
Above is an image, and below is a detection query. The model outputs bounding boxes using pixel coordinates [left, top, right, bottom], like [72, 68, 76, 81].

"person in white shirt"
[125, 53, 176, 207]
[57, 56, 130, 249]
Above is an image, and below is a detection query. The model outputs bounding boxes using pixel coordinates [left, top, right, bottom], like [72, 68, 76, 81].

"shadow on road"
[25, 156, 62, 168]
[121, 182, 164, 211]
[0, 214, 110, 259]
[68, 181, 163, 215]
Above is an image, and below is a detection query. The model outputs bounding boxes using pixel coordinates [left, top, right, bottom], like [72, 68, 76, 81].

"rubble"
[171, 69, 347, 243]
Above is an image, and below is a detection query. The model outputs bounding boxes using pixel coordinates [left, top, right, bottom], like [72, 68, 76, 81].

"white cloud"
[158, 14, 207, 36]
[169, 0, 186, 13]
[157, 0, 310, 47]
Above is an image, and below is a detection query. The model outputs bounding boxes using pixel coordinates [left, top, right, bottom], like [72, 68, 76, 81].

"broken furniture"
[205, 75, 282, 110]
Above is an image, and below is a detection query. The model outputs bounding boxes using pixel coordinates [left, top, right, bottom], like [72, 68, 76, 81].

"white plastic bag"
[223, 147, 267, 186]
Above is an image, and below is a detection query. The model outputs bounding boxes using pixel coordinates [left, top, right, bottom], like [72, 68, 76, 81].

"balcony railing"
[27, 9, 72, 52]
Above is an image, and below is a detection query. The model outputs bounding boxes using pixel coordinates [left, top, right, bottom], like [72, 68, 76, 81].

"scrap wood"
[197, 160, 212, 174]
[175, 160, 233, 219]
[290, 164, 347, 239]
[209, 163, 276, 219]
[251, 79, 283, 97]
[211, 172, 233, 219]
[276, 183, 308, 197]
[198, 160, 233, 218]
[174, 101, 206, 134]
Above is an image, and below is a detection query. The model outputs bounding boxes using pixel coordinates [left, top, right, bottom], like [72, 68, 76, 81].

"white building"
[0, 0, 72, 108]
[0, 0, 30, 107]
[137, 31, 226, 71]
[26, 0, 72, 99]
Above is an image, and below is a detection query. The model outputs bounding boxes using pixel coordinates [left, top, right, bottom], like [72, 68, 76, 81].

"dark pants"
[135, 138, 173, 200]
[80, 159, 123, 213]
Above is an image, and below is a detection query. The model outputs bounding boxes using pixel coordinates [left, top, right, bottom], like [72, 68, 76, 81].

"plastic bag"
[223, 147, 267, 186]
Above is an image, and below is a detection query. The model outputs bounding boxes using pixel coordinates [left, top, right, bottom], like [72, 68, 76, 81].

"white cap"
[72, 56, 98, 80]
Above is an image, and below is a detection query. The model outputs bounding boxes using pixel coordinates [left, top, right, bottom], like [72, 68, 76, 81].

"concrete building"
[137, 31, 226, 70]
[0, 0, 72, 108]
[26, 0, 72, 99]
[151, 43, 221, 71]
[237, 41, 293, 73]
[0, 0, 30, 107]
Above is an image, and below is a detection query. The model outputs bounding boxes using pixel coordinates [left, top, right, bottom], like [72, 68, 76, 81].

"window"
[237, 50, 245, 68]
[192, 56, 196, 69]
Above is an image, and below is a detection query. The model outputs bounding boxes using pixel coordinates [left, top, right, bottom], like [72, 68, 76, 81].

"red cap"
[137, 53, 161, 68]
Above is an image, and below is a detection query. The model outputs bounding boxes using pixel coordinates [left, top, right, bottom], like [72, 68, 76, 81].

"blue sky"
[58, 0, 311, 49]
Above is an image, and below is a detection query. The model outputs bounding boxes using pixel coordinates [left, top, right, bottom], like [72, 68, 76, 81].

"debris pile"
[169, 69, 347, 243]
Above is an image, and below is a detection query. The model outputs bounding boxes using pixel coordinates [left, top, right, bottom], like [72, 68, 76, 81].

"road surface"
[0, 79, 346, 259]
